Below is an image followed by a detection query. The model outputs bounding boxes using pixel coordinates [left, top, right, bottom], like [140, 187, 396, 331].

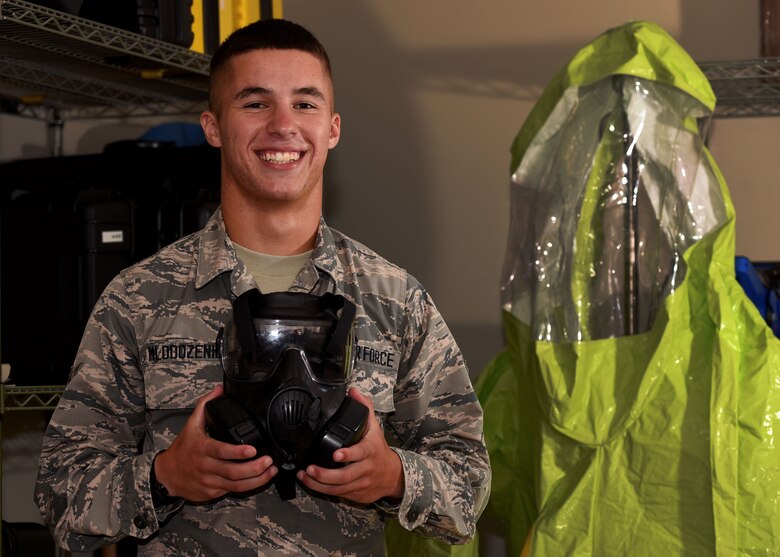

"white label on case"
[102, 230, 124, 244]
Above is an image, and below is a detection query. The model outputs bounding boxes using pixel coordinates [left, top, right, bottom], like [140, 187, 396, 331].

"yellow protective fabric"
[476, 20, 780, 557]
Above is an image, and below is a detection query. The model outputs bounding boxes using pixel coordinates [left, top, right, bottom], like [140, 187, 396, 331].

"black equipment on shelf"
[0, 141, 220, 385]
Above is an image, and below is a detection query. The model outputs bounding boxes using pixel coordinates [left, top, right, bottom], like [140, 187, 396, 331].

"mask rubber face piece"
[206, 289, 367, 501]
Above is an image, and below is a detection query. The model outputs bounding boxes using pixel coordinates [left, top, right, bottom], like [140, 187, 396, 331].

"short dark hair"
[208, 19, 333, 109]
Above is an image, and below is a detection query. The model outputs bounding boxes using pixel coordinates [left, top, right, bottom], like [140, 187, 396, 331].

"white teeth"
[260, 151, 300, 164]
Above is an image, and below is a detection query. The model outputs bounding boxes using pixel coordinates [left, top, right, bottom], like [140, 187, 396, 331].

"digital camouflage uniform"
[35, 210, 491, 556]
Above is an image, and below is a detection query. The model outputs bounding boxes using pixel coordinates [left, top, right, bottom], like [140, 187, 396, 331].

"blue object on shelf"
[139, 122, 206, 147]
[735, 256, 780, 338]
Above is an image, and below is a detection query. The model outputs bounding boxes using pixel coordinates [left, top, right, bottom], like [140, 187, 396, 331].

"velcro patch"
[145, 340, 221, 363]
[354, 343, 400, 372]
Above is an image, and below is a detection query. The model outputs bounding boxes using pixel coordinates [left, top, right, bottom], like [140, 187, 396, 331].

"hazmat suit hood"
[476, 20, 780, 557]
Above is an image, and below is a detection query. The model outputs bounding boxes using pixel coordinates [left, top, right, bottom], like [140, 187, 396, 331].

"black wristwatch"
[150, 451, 177, 506]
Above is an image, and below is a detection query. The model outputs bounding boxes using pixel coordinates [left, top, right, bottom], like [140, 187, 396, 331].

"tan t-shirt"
[232, 242, 312, 293]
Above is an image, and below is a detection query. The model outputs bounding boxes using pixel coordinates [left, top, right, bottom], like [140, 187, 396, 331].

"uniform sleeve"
[34, 276, 164, 552]
[379, 277, 492, 543]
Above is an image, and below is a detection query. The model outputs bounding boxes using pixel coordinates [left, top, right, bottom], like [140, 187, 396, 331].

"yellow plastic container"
[191, 0, 284, 53]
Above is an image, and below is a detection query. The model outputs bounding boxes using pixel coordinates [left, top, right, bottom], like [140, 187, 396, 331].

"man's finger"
[191, 385, 225, 429]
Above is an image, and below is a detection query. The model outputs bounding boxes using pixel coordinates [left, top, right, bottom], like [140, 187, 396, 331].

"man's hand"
[296, 388, 404, 504]
[154, 385, 277, 503]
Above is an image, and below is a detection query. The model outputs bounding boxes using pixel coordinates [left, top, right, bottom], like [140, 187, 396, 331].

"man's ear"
[328, 112, 341, 150]
[201, 111, 222, 148]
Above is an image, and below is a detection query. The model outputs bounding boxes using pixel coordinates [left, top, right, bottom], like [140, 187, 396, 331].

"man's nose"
[267, 106, 296, 135]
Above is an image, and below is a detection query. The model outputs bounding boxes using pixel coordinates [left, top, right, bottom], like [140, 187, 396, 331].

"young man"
[35, 19, 490, 556]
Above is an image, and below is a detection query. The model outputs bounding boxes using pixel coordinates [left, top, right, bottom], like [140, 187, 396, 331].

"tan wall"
[283, 0, 762, 372]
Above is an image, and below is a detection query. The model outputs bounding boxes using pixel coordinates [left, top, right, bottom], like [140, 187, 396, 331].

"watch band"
[150, 451, 176, 506]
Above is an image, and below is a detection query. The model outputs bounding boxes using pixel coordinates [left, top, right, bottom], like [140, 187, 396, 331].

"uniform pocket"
[143, 338, 224, 410]
[141, 337, 224, 446]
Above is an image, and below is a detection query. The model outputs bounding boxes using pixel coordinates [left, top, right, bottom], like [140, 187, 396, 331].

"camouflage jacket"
[35, 210, 491, 556]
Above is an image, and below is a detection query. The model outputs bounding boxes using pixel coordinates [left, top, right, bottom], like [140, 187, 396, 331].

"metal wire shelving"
[0, 0, 209, 120]
[700, 57, 780, 118]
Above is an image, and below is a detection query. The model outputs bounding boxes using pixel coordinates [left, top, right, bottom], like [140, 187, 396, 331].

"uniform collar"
[310, 217, 340, 279]
[194, 208, 242, 291]
[195, 209, 341, 294]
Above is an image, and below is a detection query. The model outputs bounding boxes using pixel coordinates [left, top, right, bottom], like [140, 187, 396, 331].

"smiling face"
[201, 48, 341, 213]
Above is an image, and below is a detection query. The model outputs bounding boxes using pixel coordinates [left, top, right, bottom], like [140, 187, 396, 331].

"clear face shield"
[501, 75, 727, 342]
[218, 292, 355, 386]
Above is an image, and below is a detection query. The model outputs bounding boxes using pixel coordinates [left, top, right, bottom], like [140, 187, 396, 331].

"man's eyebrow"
[232, 86, 326, 102]
[234, 86, 272, 100]
[295, 86, 326, 100]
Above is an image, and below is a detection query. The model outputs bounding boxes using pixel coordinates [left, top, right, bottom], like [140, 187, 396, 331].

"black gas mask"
[204, 289, 368, 500]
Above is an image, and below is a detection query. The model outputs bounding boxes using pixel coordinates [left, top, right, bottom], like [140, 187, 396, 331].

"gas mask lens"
[218, 291, 356, 385]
